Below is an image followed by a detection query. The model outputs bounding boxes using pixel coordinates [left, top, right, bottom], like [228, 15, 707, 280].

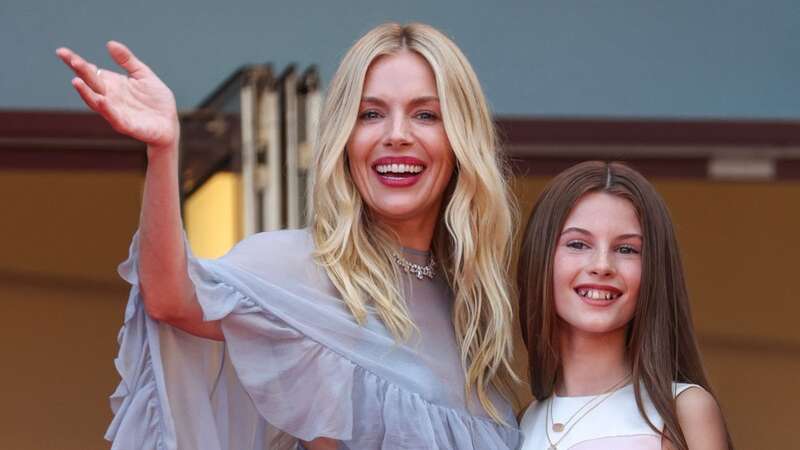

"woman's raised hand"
[56, 41, 179, 151]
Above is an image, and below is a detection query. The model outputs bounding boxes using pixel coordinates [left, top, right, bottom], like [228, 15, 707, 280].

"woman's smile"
[347, 50, 455, 229]
[372, 156, 426, 187]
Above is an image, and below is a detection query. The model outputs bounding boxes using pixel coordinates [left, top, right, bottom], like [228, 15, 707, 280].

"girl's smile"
[553, 192, 643, 336]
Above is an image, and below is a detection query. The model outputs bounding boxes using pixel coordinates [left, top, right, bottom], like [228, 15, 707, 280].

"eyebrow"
[360, 96, 440, 106]
[560, 227, 642, 240]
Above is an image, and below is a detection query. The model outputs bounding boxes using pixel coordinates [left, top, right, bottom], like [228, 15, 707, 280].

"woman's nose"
[383, 115, 412, 148]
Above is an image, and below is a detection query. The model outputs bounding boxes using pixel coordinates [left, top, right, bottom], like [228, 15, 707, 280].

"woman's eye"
[566, 241, 588, 250]
[415, 111, 438, 121]
[359, 110, 381, 120]
[617, 245, 640, 255]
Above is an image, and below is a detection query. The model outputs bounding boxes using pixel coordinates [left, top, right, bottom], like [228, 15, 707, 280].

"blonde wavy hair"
[310, 22, 518, 422]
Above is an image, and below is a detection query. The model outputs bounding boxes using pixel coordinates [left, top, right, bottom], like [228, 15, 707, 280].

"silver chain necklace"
[391, 251, 437, 280]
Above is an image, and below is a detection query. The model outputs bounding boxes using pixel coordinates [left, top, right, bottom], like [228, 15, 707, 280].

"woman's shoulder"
[219, 228, 320, 279]
[228, 227, 312, 256]
[233, 227, 313, 251]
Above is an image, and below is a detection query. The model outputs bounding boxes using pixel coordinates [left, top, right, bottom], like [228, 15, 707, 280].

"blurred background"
[2, 1, 798, 448]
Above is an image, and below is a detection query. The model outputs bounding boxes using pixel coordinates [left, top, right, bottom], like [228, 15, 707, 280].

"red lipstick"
[372, 156, 426, 187]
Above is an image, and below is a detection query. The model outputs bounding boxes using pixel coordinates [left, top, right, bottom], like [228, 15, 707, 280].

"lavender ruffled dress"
[105, 228, 520, 449]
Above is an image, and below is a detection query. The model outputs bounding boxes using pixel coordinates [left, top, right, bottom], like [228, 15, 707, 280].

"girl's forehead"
[562, 192, 641, 235]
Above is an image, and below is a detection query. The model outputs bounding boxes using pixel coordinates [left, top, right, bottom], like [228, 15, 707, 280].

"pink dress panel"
[568, 434, 661, 450]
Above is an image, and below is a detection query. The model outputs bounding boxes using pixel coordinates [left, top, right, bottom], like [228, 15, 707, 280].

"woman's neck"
[557, 326, 630, 397]
[377, 212, 438, 252]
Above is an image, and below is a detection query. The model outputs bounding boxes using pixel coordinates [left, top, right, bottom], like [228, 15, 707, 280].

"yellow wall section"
[0, 169, 143, 450]
[184, 172, 242, 259]
[1, 279, 128, 450]
[0, 170, 143, 282]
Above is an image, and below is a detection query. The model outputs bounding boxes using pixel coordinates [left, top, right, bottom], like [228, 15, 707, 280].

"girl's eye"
[359, 110, 381, 120]
[617, 245, 640, 255]
[566, 241, 589, 250]
[415, 111, 438, 121]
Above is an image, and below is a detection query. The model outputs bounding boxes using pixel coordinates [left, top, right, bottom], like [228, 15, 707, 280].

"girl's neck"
[557, 326, 630, 397]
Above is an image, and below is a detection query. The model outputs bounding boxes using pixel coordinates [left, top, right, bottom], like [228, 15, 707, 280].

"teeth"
[576, 288, 619, 300]
[375, 164, 424, 174]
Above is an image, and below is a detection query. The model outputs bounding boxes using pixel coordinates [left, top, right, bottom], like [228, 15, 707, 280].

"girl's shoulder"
[519, 398, 545, 431]
[674, 384, 729, 448]
[673, 381, 703, 397]
[518, 398, 548, 450]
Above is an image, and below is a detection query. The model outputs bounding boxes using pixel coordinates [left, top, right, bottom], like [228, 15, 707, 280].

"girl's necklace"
[545, 375, 631, 450]
[549, 374, 629, 432]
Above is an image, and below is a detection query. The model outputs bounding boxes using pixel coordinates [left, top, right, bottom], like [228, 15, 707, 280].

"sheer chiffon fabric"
[105, 229, 520, 450]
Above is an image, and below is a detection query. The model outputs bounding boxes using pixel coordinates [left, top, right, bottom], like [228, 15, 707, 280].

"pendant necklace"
[544, 374, 630, 450]
[549, 374, 629, 432]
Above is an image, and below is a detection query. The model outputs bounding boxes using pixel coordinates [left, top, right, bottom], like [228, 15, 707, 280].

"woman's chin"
[370, 204, 433, 223]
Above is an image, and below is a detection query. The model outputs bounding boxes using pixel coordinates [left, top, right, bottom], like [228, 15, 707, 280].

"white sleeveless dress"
[519, 382, 698, 450]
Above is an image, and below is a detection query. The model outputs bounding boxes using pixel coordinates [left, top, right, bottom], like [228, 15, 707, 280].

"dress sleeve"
[105, 230, 281, 450]
[105, 229, 521, 450]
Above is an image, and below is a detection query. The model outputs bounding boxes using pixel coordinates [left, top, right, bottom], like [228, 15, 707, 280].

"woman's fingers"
[55, 47, 76, 67]
[56, 47, 106, 95]
[95, 97, 128, 135]
[71, 76, 122, 130]
[107, 41, 150, 79]
[71, 77, 102, 111]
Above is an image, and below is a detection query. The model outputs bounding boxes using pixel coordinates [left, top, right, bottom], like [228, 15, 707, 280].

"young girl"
[517, 161, 733, 450]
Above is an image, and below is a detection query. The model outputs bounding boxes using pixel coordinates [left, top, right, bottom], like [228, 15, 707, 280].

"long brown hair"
[517, 161, 733, 449]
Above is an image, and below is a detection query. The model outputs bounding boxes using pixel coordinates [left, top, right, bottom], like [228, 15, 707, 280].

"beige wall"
[3, 169, 796, 449]
[512, 176, 800, 449]
[1, 170, 142, 450]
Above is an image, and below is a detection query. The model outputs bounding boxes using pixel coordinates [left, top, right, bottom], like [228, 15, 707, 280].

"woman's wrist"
[146, 134, 180, 162]
[146, 114, 181, 159]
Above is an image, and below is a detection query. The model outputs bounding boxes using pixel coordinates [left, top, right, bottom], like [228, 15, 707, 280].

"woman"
[517, 161, 733, 449]
[57, 23, 520, 449]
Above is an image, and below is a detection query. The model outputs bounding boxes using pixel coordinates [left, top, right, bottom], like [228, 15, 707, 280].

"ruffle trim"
[221, 285, 518, 443]
[105, 231, 520, 449]
[105, 286, 171, 450]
